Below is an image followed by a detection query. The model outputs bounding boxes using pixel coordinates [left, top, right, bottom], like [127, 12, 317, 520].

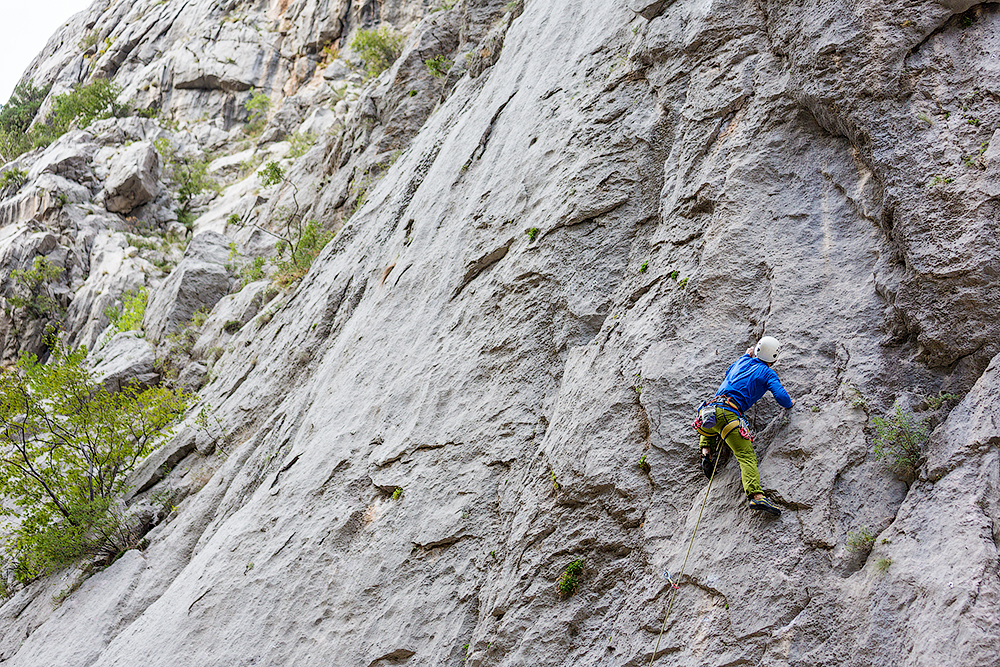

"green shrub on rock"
[872, 405, 928, 479]
[351, 26, 406, 78]
[104, 286, 149, 334]
[6, 256, 65, 320]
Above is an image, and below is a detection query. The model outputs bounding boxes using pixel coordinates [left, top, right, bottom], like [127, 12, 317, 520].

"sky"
[1, 0, 94, 105]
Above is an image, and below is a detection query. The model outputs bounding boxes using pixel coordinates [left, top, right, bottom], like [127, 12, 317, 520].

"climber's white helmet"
[754, 336, 781, 364]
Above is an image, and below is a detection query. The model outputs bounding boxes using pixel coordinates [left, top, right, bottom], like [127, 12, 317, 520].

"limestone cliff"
[0, 0, 998, 666]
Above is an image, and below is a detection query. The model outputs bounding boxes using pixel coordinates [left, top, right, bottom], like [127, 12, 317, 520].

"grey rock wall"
[0, 0, 998, 666]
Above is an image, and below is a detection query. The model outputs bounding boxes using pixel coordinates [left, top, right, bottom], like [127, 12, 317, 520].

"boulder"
[176, 361, 209, 394]
[89, 331, 158, 392]
[143, 231, 232, 343]
[103, 141, 161, 214]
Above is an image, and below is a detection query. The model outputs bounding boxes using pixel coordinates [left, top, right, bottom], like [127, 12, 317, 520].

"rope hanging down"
[647, 450, 721, 666]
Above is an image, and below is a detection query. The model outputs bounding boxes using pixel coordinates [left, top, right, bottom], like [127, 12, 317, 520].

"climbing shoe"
[701, 451, 717, 479]
[749, 496, 781, 516]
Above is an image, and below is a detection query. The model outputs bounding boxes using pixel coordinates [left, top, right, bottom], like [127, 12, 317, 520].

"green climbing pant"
[698, 406, 762, 497]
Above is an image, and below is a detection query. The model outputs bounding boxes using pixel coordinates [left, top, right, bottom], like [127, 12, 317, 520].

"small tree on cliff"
[229, 161, 333, 285]
[0, 337, 189, 581]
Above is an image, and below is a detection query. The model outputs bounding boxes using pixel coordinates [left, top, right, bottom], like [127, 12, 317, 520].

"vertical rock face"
[0, 0, 998, 666]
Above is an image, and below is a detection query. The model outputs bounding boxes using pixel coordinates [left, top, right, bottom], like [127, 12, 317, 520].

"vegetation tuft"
[231, 161, 333, 286]
[6, 256, 65, 320]
[0, 167, 29, 191]
[0, 79, 124, 162]
[154, 137, 219, 229]
[425, 55, 453, 79]
[846, 526, 875, 553]
[243, 89, 271, 136]
[557, 559, 584, 597]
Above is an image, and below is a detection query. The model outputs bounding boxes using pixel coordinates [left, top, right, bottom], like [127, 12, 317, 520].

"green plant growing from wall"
[244, 88, 272, 136]
[846, 526, 875, 553]
[0, 338, 189, 581]
[0, 81, 50, 161]
[286, 131, 317, 158]
[194, 403, 232, 456]
[925, 391, 960, 410]
[638, 454, 650, 473]
[527, 227, 539, 242]
[874, 557, 892, 573]
[227, 241, 268, 288]
[350, 25, 406, 78]
[6, 256, 65, 320]
[1, 79, 123, 161]
[0, 167, 28, 191]
[392, 487, 403, 500]
[557, 559, 584, 597]
[165, 307, 212, 358]
[639, 260, 648, 273]
[36, 78, 125, 145]
[425, 55, 453, 79]
[154, 137, 219, 228]
[104, 286, 148, 334]
[232, 161, 333, 285]
[872, 405, 929, 479]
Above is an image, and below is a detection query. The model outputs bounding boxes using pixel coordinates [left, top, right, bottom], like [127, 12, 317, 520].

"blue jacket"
[716, 354, 793, 415]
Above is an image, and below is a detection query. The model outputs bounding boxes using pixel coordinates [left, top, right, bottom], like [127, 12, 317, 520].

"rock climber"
[693, 336, 794, 516]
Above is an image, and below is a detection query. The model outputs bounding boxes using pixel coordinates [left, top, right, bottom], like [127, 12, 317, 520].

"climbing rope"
[647, 448, 722, 667]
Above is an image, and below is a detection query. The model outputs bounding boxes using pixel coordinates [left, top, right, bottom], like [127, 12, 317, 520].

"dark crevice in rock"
[451, 239, 512, 299]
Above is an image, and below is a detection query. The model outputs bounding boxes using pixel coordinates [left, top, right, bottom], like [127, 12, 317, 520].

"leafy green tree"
[0, 78, 123, 161]
[872, 405, 929, 479]
[47, 78, 124, 134]
[243, 88, 272, 135]
[0, 340, 189, 581]
[104, 286, 149, 334]
[0, 81, 50, 134]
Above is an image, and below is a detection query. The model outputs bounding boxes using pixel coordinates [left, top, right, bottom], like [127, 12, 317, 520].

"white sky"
[1, 0, 95, 105]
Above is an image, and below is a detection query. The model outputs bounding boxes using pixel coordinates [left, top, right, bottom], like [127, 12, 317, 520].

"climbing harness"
[693, 396, 752, 443]
[647, 450, 721, 667]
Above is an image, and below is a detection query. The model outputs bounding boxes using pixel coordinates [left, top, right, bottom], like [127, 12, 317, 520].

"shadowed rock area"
[0, 0, 998, 666]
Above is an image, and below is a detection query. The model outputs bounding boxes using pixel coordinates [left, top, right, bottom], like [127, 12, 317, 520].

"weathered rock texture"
[1, 0, 999, 666]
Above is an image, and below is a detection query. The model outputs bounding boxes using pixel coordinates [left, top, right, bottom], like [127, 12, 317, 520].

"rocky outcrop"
[0, 0, 998, 666]
[102, 141, 161, 213]
[143, 231, 232, 343]
[89, 330, 158, 392]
